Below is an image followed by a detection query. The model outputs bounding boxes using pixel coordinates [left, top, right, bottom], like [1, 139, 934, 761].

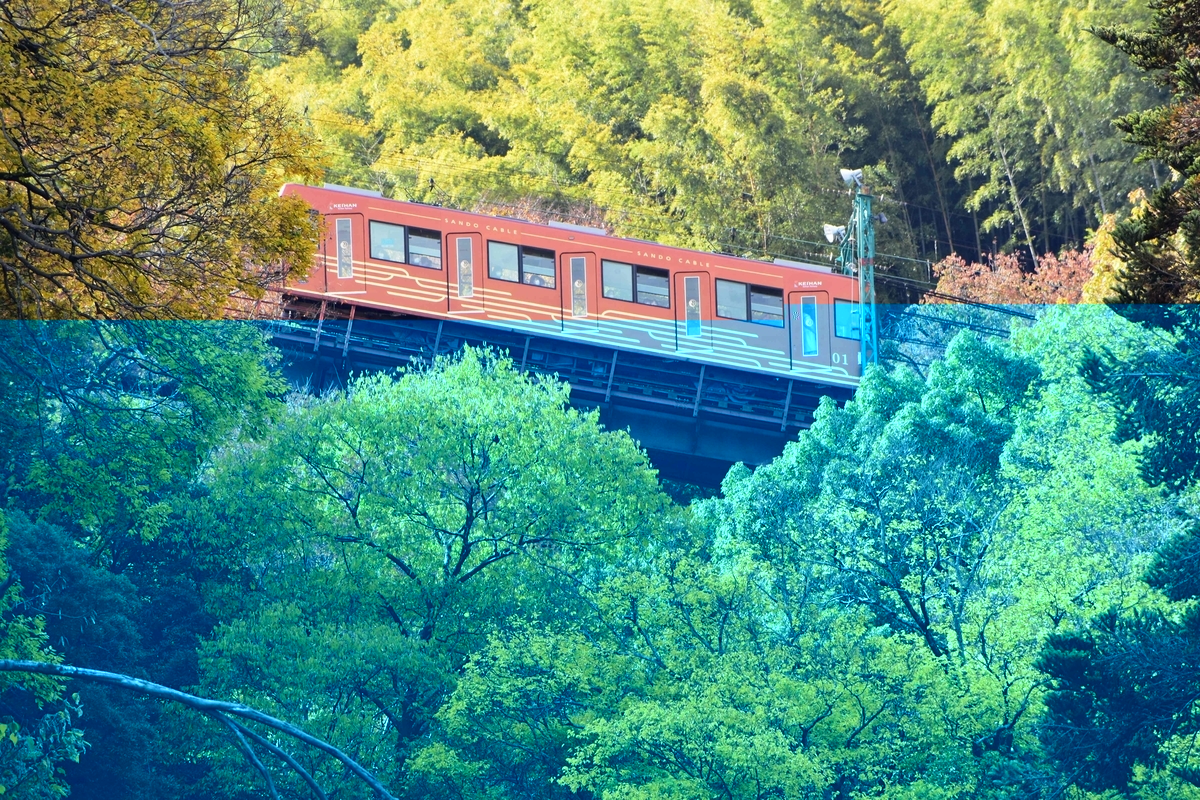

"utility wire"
[312, 139, 1050, 313]
[320, 149, 913, 268]
[305, 112, 1095, 254]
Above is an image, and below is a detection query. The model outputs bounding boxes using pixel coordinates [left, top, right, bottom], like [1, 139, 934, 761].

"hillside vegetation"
[2, 313, 1200, 799]
[275, 0, 1160, 266]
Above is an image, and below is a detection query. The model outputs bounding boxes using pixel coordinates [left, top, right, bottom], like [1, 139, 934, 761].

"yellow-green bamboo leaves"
[886, 0, 1160, 258]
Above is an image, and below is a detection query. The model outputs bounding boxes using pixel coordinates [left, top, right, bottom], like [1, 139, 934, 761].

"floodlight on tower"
[823, 224, 847, 243]
[839, 168, 864, 188]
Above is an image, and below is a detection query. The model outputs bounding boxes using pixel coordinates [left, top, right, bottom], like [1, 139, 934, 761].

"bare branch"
[0, 660, 397, 800]
[226, 716, 329, 800]
[215, 712, 280, 800]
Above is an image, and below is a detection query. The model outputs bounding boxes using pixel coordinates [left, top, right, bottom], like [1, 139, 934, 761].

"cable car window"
[834, 300, 861, 339]
[571, 257, 587, 317]
[801, 296, 819, 355]
[336, 218, 354, 278]
[717, 280, 783, 326]
[487, 241, 556, 287]
[488, 241, 520, 282]
[603, 261, 670, 306]
[522, 247, 556, 288]
[602, 261, 634, 301]
[369, 221, 405, 264]
[684, 276, 701, 336]
[716, 279, 748, 320]
[636, 267, 670, 307]
[750, 286, 784, 327]
[408, 227, 442, 269]
[457, 237, 474, 298]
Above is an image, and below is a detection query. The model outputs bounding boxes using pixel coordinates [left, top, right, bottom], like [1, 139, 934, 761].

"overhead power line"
[305, 132, 1064, 312]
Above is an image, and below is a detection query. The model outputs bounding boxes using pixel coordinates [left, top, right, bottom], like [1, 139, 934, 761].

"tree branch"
[215, 711, 280, 800]
[226, 716, 329, 800]
[0, 660, 397, 800]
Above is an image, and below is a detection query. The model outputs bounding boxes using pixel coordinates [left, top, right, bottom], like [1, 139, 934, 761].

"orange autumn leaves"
[929, 249, 1093, 304]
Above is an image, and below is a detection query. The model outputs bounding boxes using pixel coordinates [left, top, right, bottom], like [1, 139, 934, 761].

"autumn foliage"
[0, 0, 321, 319]
[928, 248, 1094, 304]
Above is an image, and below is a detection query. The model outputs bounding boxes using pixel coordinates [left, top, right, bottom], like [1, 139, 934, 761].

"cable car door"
[788, 291, 830, 370]
[325, 214, 366, 295]
[448, 233, 484, 316]
[298, 220, 325, 293]
[559, 253, 599, 332]
[674, 272, 711, 351]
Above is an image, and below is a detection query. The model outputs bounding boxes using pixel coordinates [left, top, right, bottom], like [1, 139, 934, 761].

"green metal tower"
[837, 188, 879, 373]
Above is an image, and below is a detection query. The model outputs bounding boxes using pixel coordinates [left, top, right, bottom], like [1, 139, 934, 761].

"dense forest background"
[5, 313, 1200, 800]
[4, 0, 1200, 798]
[278, 0, 1163, 274]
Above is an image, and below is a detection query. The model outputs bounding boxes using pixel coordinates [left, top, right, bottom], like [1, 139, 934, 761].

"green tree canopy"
[421, 307, 1178, 800]
[1038, 519, 1200, 796]
[1094, 0, 1200, 303]
[887, 0, 1160, 261]
[0, 513, 87, 799]
[195, 348, 668, 795]
[0, 322, 287, 562]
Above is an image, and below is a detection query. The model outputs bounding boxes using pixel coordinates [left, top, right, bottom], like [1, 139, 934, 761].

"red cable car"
[282, 183, 866, 385]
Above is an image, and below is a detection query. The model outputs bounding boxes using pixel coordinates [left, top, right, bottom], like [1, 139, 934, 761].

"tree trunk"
[913, 100, 957, 254]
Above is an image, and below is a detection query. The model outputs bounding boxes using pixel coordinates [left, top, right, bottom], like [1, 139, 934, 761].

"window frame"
[715, 279, 748, 321]
[519, 245, 556, 288]
[601, 260, 671, 308]
[800, 295, 819, 356]
[749, 285, 785, 328]
[634, 266, 670, 308]
[834, 299, 862, 340]
[456, 236, 474, 298]
[601, 260, 633, 302]
[487, 241, 557, 289]
[569, 256, 588, 318]
[715, 279, 784, 327]
[368, 220, 443, 270]
[335, 218, 354, 279]
[406, 226, 443, 269]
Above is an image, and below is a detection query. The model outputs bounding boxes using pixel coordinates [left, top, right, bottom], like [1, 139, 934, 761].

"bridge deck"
[268, 296, 854, 486]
